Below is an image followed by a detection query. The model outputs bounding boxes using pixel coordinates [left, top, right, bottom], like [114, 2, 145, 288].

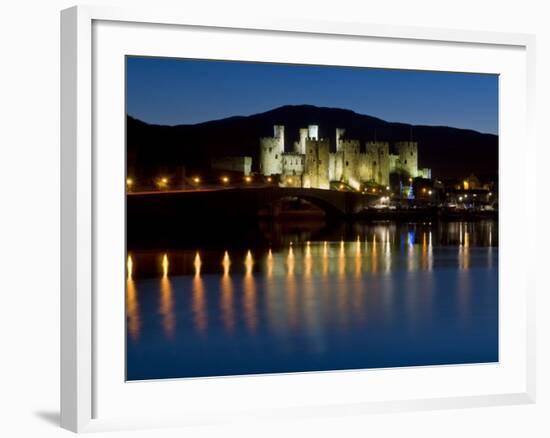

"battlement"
[305, 137, 330, 147]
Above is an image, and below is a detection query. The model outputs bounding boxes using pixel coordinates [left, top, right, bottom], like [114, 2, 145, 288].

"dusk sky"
[126, 56, 498, 135]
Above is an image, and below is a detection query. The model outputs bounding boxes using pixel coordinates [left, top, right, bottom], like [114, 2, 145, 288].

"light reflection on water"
[126, 220, 498, 380]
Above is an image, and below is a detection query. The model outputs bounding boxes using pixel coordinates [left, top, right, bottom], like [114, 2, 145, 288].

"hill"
[127, 104, 498, 180]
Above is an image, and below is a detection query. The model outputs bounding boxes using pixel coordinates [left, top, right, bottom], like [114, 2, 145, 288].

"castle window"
[346, 161, 349, 167]
[275, 154, 278, 159]
[373, 161, 377, 166]
[410, 151, 413, 156]
[404, 160, 407, 164]
[269, 147, 272, 153]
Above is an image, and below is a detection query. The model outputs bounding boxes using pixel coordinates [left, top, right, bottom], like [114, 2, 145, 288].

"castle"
[259, 125, 431, 190]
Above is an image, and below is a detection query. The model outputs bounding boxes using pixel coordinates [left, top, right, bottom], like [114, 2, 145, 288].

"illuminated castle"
[259, 125, 431, 190]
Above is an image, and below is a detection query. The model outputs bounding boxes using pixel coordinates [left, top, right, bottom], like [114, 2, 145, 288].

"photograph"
[125, 57, 499, 381]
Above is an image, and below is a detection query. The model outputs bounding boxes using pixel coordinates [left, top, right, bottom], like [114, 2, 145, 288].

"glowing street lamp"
[266, 176, 272, 183]
[339, 184, 345, 190]
[287, 177, 293, 184]
[126, 178, 133, 187]
[193, 176, 200, 184]
[157, 177, 169, 190]
[428, 190, 433, 195]
[221, 176, 229, 184]
[244, 176, 252, 183]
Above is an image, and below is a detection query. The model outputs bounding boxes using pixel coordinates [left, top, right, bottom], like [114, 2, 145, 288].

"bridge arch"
[255, 187, 351, 217]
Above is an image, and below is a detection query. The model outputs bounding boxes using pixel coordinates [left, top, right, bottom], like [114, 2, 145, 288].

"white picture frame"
[60, 4, 536, 433]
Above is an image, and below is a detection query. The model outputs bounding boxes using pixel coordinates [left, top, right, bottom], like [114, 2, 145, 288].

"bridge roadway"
[127, 185, 380, 218]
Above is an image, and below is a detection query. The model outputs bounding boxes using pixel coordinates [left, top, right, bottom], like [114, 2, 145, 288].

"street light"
[156, 177, 169, 190]
[267, 177, 272, 183]
[339, 184, 345, 190]
[244, 176, 252, 183]
[126, 178, 133, 187]
[428, 190, 432, 195]
[193, 177, 200, 183]
[221, 176, 229, 184]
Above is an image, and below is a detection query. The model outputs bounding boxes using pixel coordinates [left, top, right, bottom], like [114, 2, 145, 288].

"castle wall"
[419, 167, 431, 179]
[282, 153, 304, 176]
[389, 154, 399, 173]
[211, 156, 252, 176]
[303, 138, 330, 189]
[370, 141, 390, 186]
[358, 153, 373, 182]
[330, 152, 344, 182]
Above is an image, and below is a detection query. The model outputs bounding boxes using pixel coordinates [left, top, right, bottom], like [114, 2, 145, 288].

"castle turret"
[308, 125, 319, 140]
[273, 125, 285, 153]
[296, 128, 308, 154]
[335, 128, 346, 152]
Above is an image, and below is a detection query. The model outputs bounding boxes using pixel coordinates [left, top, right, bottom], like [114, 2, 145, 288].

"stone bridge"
[127, 186, 379, 220]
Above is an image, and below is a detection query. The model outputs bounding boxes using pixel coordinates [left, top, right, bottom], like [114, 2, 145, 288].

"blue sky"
[126, 57, 498, 135]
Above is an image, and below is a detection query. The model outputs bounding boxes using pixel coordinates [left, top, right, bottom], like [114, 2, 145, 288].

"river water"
[126, 220, 498, 380]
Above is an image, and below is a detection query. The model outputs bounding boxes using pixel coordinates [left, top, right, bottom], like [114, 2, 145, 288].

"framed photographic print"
[61, 5, 536, 433]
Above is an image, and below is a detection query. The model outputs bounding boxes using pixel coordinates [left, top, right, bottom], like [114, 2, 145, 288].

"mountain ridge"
[127, 104, 498, 180]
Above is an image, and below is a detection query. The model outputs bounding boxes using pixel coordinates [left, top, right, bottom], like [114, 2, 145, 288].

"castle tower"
[259, 125, 285, 176]
[395, 141, 418, 178]
[308, 125, 319, 140]
[340, 139, 361, 190]
[368, 141, 390, 186]
[296, 128, 308, 154]
[303, 138, 330, 189]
